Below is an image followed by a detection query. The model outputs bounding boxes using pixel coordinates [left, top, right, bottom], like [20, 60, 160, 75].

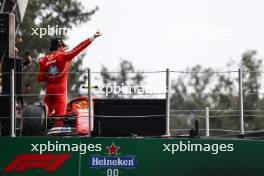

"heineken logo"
[89, 156, 137, 169]
[89, 142, 137, 169]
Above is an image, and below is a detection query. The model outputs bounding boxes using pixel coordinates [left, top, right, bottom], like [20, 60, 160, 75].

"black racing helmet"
[49, 38, 66, 51]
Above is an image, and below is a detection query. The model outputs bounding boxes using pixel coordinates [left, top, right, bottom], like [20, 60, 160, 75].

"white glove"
[93, 30, 102, 39]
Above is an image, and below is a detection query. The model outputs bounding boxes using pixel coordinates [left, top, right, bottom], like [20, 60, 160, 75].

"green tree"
[213, 50, 263, 131]
[99, 59, 145, 98]
[171, 65, 214, 110]
[240, 50, 263, 130]
[170, 66, 215, 133]
[170, 50, 264, 135]
[240, 50, 262, 111]
[17, 0, 98, 103]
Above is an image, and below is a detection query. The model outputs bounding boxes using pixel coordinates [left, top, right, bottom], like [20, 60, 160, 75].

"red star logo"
[106, 142, 120, 155]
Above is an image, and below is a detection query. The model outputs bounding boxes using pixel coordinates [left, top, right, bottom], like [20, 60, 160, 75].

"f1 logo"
[4, 153, 70, 172]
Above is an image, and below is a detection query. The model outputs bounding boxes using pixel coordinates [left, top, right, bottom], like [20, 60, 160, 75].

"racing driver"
[37, 30, 102, 126]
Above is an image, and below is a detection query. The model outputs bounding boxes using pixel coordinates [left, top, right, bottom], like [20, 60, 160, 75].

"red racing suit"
[37, 38, 93, 120]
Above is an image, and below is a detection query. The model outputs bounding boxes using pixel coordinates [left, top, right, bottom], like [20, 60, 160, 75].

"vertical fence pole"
[88, 69, 93, 135]
[10, 69, 15, 137]
[165, 68, 171, 136]
[205, 107, 210, 137]
[1, 0, 6, 12]
[238, 68, 244, 134]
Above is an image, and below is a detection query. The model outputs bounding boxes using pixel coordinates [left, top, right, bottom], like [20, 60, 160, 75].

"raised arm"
[65, 30, 102, 61]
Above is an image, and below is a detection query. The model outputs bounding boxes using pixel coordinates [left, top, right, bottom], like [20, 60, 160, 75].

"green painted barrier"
[0, 137, 263, 176]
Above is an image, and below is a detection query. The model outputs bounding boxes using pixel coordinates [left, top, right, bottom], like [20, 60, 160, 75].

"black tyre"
[21, 105, 46, 136]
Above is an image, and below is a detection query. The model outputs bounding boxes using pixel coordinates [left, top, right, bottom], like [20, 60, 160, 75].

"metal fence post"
[1, 0, 6, 12]
[10, 69, 15, 137]
[88, 69, 93, 135]
[238, 68, 244, 134]
[165, 68, 171, 136]
[205, 107, 210, 137]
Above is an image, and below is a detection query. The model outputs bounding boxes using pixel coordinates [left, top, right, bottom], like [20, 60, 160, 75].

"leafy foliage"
[99, 59, 145, 98]
[170, 50, 264, 135]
